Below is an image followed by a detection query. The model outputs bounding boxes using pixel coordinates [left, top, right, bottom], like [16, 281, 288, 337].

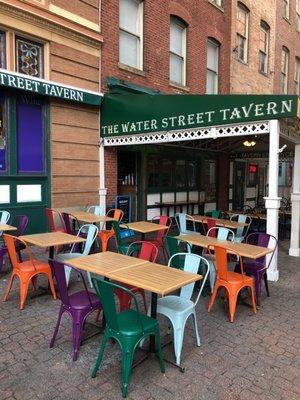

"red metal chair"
[115, 241, 158, 312]
[45, 208, 65, 233]
[147, 215, 172, 263]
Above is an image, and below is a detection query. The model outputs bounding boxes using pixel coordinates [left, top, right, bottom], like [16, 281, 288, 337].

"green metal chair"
[205, 209, 220, 219]
[91, 277, 165, 398]
[112, 221, 136, 254]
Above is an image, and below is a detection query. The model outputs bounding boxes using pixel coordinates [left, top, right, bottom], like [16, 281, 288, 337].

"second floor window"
[281, 47, 289, 94]
[0, 32, 5, 68]
[169, 16, 187, 86]
[297, 0, 300, 32]
[210, 0, 222, 6]
[259, 21, 270, 74]
[236, 3, 249, 63]
[295, 58, 300, 95]
[15, 36, 44, 78]
[283, 0, 290, 20]
[206, 39, 219, 94]
[119, 0, 143, 70]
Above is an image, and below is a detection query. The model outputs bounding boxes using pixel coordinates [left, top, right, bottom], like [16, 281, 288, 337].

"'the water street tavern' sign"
[0, 69, 102, 106]
[101, 94, 299, 137]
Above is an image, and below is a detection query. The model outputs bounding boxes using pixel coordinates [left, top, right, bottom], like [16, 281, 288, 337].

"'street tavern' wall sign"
[101, 94, 299, 137]
[0, 69, 102, 106]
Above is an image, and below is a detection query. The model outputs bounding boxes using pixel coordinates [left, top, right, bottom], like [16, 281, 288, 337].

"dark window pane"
[147, 155, 159, 187]
[0, 93, 7, 172]
[0, 31, 5, 68]
[175, 160, 186, 188]
[202, 159, 216, 201]
[187, 161, 196, 187]
[17, 95, 44, 173]
[16, 36, 44, 78]
[162, 159, 173, 187]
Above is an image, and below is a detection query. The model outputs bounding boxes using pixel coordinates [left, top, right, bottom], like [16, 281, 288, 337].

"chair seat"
[157, 295, 194, 314]
[117, 309, 157, 336]
[19, 259, 51, 273]
[69, 290, 100, 309]
[219, 271, 253, 285]
[98, 230, 113, 236]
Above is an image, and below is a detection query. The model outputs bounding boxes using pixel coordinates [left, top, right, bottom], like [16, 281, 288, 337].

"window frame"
[119, 0, 144, 71]
[236, 2, 250, 64]
[169, 16, 187, 87]
[297, 0, 300, 32]
[283, 0, 290, 20]
[281, 47, 289, 94]
[258, 21, 270, 75]
[15, 35, 44, 78]
[206, 38, 220, 94]
[0, 31, 6, 69]
[209, 0, 222, 7]
[294, 58, 300, 96]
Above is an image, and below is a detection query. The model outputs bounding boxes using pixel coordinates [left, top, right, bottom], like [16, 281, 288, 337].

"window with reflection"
[187, 161, 197, 188]
[202, 159, 216, 201]
[175, 160, 186, 188]
[0, 31, 5, 68]
[147, 155, 159, 188]
[15, 36, 44, 78]
[170, 16, 187, 86]
[162, 159, 173, 187]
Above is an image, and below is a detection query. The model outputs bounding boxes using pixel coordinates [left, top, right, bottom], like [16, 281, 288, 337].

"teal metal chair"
[230, 214, 252, 242]
[112, 221, 136, 254]
[148, 253, 209, 366]
[174, 213, 199, 235]
[91, 277, 165, 398]
[56, 224, 98, 288]
[203, 226, 235, 293]
[205, 209, 220, 219]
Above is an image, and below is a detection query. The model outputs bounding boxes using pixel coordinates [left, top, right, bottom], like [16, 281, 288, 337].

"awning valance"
[101, 94, 299, 143]
[0, 69, 103, 106]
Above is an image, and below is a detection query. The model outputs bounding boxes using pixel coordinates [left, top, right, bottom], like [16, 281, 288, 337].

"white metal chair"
[230, 214, 252, 243]
[56, 224, 98, 288]
[0, 211, 10, 239]
[175, 213, 200, 235]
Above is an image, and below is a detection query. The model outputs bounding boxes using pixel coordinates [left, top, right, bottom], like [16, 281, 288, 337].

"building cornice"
[0, 1, 103, 48]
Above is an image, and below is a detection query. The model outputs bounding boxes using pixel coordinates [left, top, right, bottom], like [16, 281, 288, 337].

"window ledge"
[283, 17, 291, 24]
[169, 81, 190, 92]
[118, 63, 146, 77]
[235, 58, 249, 66]
[258, 70, 269, 78]
[208, 0, 224, 13]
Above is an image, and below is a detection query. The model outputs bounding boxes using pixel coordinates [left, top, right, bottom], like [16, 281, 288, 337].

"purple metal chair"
[0, 215, 28, 273]
[49, 259, 102, 361]
[236, 232, 278, 306]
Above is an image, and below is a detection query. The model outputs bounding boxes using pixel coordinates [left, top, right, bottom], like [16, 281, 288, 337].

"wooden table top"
[192, 215, 247, 229]
[19, 232, 86, 248]
[68, 211, 116, 224]
[0, 223, 17, 231]
[122, 221, 168, 234]
[66, 251, 147, 275]
[108, 262, 201, 296]
[175, 234, 273, 259]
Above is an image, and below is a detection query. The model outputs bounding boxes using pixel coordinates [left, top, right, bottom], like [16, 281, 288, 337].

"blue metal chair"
[86, 205, 103, 216]
[175, 213, 199, 235]
[0, 211, 10, 240]
[153, 253, 209, 366]
[203, 226, 235, 293]
[56, 224, 98, 288]
[230, 214, 252, 242]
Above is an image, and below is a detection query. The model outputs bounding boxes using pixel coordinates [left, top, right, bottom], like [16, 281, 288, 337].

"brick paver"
[0, 240, 299, 400]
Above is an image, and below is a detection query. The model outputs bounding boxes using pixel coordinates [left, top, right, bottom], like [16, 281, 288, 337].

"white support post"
[289, 144, 300, 256]
[264, 119, 280, 282]
[99, 139, 107, 214]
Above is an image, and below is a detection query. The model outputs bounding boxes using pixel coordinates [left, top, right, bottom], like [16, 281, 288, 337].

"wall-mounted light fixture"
[243, 140, 256, 147]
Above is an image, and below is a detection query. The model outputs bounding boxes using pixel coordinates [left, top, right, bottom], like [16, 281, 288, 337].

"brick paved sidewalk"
[0, 240, 299, 400]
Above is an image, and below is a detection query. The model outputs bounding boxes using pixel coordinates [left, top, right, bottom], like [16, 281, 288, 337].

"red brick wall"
[274, 1, 300, 94]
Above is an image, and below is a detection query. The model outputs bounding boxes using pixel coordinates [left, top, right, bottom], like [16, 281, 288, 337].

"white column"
[289, 144, 300, 256]
[264, 120, 280, 282]
[99, 139, 107, 214]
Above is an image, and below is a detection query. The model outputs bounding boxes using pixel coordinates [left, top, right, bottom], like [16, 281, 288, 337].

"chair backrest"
[127, 241, 158, 262]
[107, 208, 124, 222]
[151, 215, 172, 243]
[168, 253, 209, 303]
[112, 221, 127, 249]
[230, 213, 252, 238]
[3, 234, 29, 270]
[11, 215, 29, 236]
[165, 236, 192, 259]
[207, 226, 235, 241]
[49, 259, 91, 307]
[246, 232, 278, 265]
[45, 208, 65, 232]
[0, 211, 10, 224]
[209, 245, 245, 283]
[175, 213, 196, 234]
[70, 224, 98, 255]
[86, 205, 103, 216]
[206, 218, 216, 236]
[61, 212, 78, 235]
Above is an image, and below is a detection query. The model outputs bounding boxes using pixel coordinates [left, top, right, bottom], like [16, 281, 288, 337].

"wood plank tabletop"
[68, 211, 116, 224]
[66, 251, 147, 275]
[192, 215, 247, 229]
[108, 262, 201, 296]
[0, 224, 17, 231]
[122, 221, 168, 233]
[19, 232, 86, 248]
[175, 234, 273, 259]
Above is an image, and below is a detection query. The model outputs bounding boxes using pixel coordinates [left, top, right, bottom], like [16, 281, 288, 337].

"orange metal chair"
[2, 234, 57, 309]
[207, 245, 256, 322]
[97, 209, 123, 251]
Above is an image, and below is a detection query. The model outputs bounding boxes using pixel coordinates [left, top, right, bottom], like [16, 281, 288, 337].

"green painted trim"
[107, 76, 160, 95]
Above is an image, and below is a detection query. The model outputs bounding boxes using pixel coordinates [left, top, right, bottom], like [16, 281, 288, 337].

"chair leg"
[162, 246, 168, 265]
[2, 274, 16, 301]
[249, 284, 257, 315]
[86, 272, 93, 289]
[92, 331, 110, 378]
[264, 272, 270, 297]
[20, 280, 30, 310]
[228, 291, 238, 323]
[174, 326, 185, 366]
[0, 251, 5, 273]
[154, 328, 165, 373]
[208, 261, 216, 293]
[139, 290, 147, 313]
[50, 307, 64, 348]
[192, 311, 201, 347]
[208, 284, 220, 312]
[121, 345, 135, 398]
[46, 272, 57, 300]
[72, 318, 84, 361]
[31, 276, 38, 291]
[254, 274, 262, 307]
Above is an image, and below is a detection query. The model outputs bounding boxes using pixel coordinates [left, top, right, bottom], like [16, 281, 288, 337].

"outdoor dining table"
[0, 223, 17, 232]
[192, 215, 248, 230]
[175, 234, 273, 259]
[66, 251, 201, 361]
[66, 211, 116, 224]
[121, 221, 169, 240]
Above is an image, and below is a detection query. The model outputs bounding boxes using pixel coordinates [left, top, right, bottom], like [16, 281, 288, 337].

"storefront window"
[202, 159, 216, 201]
[147, 155, 159, 188]
[162, 159, 173, 187]
[15, 36, 44, 78]
[0, 93, 7, 172]
[0, 31, 5, 68]
[187, 161, 197, 187]
[175, 160, 186, 188]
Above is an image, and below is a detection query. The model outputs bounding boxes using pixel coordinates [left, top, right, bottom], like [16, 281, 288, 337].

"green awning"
[0, 69, 103, 106]
[101, 94, 299, 138]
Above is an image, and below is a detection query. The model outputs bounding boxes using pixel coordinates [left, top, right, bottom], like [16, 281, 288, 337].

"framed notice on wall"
[115, 195, 132, 223]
